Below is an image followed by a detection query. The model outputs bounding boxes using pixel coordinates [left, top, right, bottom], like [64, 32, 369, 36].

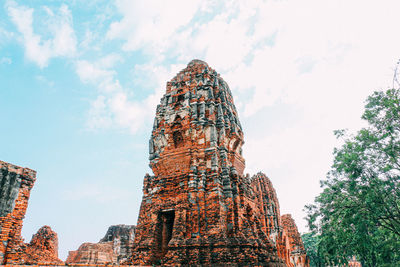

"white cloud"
[0, 57, 12, 65]
[6, 1, 77, 68]
[79, 30, 95, 51]
[86, 95, 112, 129]
[107, 0, 202, 52]
[76, 59, 120, 92]
[88, 0, 400, 232]
[108, 92, 145, 132]
[0, 26, 14, 46]
[76, 59, 129, 130]
[76, 56, 184, 133]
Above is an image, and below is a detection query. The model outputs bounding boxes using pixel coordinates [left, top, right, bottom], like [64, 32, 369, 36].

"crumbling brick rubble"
[0, 160, 62, 265]
[66, 224, 135, 265]
[20, 225, 63, 265]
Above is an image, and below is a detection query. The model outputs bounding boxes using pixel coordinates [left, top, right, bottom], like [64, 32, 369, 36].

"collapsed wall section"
[66, 224, 136, 265]
[0, 160, 62, 265]
[20, 225, 63, 265]
[0, 160, 36, 264]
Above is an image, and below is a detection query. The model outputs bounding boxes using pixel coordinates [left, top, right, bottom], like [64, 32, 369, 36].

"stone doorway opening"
[154, 209, 175, 262]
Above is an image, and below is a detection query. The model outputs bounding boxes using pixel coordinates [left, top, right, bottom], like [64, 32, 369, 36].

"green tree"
[301, 232, 325, 267]
[305, 86, 400, 266]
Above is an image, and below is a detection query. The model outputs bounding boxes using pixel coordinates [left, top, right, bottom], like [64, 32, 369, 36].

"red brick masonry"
[0, 161, 62, 265]
[280, 214, 309, 266]
[131, 60, 309, 266]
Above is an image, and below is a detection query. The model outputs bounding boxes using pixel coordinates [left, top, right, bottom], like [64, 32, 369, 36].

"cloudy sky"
[1, 0, 400, 260]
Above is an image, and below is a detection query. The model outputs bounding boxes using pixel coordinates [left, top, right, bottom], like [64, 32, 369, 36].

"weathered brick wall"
[281, 214, 309, 267]
[0, 160, 36, 264]
[0, 161, 62, 265]
[131, 60, 294, 266]
[100, 224, 136, 263]
[20, 225, 63, 265]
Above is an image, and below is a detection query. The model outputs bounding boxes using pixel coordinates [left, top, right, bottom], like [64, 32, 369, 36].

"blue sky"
[1, 0, 400, 260]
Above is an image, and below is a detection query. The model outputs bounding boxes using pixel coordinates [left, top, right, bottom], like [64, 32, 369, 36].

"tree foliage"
[301, 232, 325, 267]
[305, 87, 400, 266]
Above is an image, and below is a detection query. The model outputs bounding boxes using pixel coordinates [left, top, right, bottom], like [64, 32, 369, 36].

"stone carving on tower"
[131, 60, 309, 266]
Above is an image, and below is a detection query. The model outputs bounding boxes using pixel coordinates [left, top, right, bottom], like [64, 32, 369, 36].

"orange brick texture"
[20, 225, 63, 265]
[0, 160, 62, 265]
[280, 214, 309, 267]
[66, 224, 136, 265]
[130, 60, 309, 266]
[0, 160, 36, 264]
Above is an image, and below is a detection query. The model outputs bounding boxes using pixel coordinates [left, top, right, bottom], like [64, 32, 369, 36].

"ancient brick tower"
[131, 59, 296, 266]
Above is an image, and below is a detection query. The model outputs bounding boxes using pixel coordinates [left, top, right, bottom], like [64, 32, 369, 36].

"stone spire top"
[187, 59, 208, 67]
[149, 59, 245, 177]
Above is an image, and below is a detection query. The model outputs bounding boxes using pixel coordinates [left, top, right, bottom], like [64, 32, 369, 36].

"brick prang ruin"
[131, 59, 309, 266]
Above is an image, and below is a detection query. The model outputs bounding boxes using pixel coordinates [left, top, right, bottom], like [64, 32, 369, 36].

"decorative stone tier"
[131, 60, 305, 266]
[132, 172, 285, 266]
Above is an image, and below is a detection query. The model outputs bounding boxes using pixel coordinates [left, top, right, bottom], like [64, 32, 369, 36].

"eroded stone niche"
[154, 210, 175, 261]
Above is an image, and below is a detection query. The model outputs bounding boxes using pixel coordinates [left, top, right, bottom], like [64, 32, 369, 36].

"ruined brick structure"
[20, 225, 63, 265]
[131, 60, 309, 266]
[0, 160, 36, 264]
[0, 160, 62, 265]
[66, 224, 135, 265]
[0, 61, 308, 266]
[280, 214, 309, 267]
[66, 242, 115, 265]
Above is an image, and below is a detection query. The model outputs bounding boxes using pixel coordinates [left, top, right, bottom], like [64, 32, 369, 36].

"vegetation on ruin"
[305, 77, 400, 266]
